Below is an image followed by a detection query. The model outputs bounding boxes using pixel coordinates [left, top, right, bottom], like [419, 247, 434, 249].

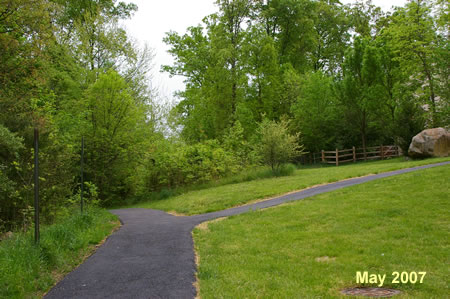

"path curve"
[45, 162, 449, 299]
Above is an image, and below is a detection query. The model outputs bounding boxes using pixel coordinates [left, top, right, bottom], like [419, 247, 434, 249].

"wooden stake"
[336, 148, 339, 166]
[352, 146, 356, 162]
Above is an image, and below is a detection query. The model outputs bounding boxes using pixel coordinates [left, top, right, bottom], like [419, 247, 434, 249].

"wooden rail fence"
[320, 145, 400, 166]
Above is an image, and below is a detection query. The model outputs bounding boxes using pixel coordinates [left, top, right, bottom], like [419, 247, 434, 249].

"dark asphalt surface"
[45, 161, 449, 299]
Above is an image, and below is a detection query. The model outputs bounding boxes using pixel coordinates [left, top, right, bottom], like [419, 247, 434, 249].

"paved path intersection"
[45, 162, 449, 299]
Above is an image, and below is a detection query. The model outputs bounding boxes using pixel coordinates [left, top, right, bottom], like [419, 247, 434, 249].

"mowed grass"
[0, 208, 119, 298]
[193, 164, 450, 298]
[132, 157, 450, 215]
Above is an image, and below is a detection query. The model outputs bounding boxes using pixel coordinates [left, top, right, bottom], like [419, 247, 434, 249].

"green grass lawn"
[0, 208, 119, 298]
[131, 157, 450, 215]
[193, 164, 450, 298]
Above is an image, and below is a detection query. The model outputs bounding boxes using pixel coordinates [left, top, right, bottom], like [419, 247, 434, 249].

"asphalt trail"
[45, 161, 449, 299]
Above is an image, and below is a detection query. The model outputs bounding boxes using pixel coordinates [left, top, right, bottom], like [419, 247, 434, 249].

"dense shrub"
[0, 124, 78, 232]
[145, 139, 240, 191]
[141, 119, 303, 194]
[0, 125, 24, 231]
[255, 119, 305, 172]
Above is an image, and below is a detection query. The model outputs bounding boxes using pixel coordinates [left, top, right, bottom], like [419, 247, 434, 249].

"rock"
[408, 128, 450, 158]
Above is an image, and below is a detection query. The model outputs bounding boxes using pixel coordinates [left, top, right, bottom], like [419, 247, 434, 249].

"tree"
[81, 70, 151, 204]
[346, 0, 384, 38]
[0, 0, 158, 228]
[0, 0, 55, 131]
[291, 71, 338, 152]
[53, 0, 138, 79]
[255, 118, 305, 172]
[384, 0, 447, 126]
[311, 0, 350, 74]
[215, 0, 253, 117]
[243, 25, 283, 121]
[258, 0, 316, 72]
[163, 1, 253, 142]
[0, 0, 78, 226]
[336, 37, 388, 151]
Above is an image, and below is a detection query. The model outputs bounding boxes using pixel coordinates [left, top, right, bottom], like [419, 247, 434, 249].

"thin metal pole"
[34, 128, 40, 244]
[81, 136, 84, 213]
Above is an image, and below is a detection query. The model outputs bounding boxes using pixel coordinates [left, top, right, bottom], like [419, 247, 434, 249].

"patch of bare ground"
[167, 210, 187, 217]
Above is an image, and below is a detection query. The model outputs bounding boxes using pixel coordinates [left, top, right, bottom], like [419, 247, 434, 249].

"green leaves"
[0, 0, 156, 225]
[255, 118, 305, 172]
[145, 139, 239, 190]
[0, 125, 26, 231]
[382, 0, 447, 126]
[82, 70, 152, 204]
[290, 71, 337, 152]
[0, 125, 24, 160]
[1, 0, 447, 232]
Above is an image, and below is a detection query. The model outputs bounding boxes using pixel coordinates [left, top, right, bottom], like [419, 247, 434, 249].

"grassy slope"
[0, 208, 119, 298]
[193, 164, 450, 298]
[132, 157, 449, 215]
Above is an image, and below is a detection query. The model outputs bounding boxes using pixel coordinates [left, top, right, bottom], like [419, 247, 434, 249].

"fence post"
[380, 145, 384, 160]
[321, 150, 325, 163]
[352, 146, 356, 162]
[34, 128, 40, 244]
[336, 148, 339, 166]
[363, 145, 367, 161]
[81, 136, 84, 213]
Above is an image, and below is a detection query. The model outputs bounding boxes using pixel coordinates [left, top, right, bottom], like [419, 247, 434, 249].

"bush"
[255, 119, 305, 172]
[278, 163, 297, 176]
[0, 123, 78, 232]
[0, 125, 24, 232]
[139, 121, 303, 197]
[144, 139, 240, 191]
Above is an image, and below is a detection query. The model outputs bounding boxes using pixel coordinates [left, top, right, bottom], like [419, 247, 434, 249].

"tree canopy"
[0, 0, 448, 232]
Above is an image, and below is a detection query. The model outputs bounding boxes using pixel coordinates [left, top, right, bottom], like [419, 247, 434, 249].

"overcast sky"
[122, 0, 407, 102]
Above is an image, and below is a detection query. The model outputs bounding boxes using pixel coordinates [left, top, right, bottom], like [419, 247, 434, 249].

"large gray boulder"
[408, 128, 450, 158]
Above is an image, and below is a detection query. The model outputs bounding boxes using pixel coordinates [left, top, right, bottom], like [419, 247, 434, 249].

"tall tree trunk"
[418, 53, 437, 127]
[231, 58, 237, 119]
[425, 70, 437, 127]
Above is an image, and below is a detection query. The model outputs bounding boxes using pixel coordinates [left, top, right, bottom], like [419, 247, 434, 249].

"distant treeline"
[164, 0, 448, 152]
[0, 0, 448, 231]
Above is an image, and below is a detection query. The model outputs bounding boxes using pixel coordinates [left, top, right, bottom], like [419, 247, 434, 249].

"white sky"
[122, 0, 407, 102]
